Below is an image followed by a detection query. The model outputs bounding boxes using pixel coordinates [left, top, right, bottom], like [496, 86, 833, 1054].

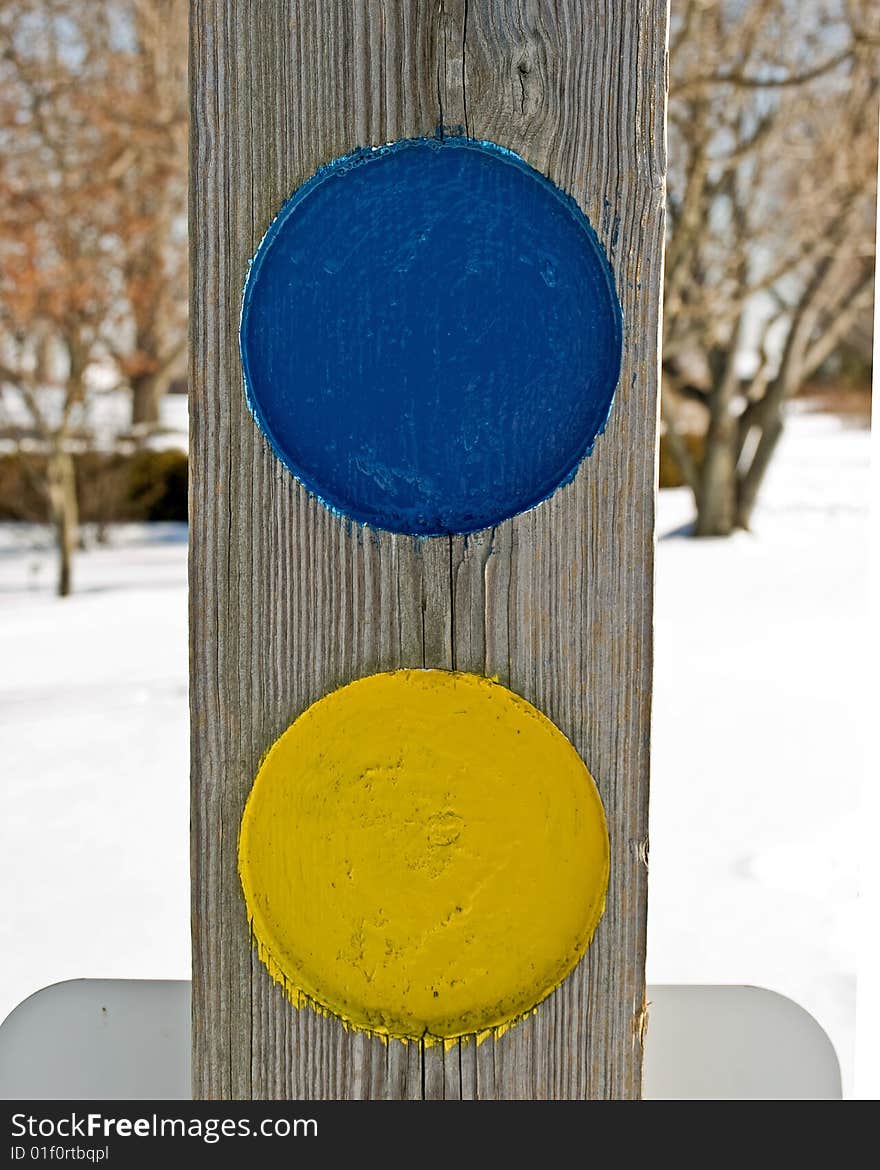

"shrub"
[658, 431, 704, 490]
[0, 448, 189, 523]
[126, 449, 188, 521]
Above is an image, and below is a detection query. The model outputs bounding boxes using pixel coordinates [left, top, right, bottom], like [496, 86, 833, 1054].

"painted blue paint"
[240, 136, 622, 536]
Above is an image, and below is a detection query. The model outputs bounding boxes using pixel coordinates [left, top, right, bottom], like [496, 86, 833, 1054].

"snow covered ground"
[0, 408, 871, 1096]
[650, 408, 869, 1097]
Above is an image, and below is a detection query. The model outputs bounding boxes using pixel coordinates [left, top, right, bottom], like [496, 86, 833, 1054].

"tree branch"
[0, 365, 50, 440]
[679, 47, 854, 94]
[802, 271, 875, 376]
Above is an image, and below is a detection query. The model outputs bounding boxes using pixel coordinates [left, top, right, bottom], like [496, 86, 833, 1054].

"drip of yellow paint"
[238, 669, 609, 1043]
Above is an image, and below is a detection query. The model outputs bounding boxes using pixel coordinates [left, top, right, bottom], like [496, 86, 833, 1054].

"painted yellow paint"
[238, 669, 609, 1042]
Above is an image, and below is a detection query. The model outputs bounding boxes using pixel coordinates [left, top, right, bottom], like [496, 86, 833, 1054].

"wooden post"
[190, 0, 667, 1100]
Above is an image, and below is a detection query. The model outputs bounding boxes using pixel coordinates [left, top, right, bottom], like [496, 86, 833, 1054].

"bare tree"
[0, 0, 122, 595]
[664, 0, 878, 536]
[0, 0, 188, 593]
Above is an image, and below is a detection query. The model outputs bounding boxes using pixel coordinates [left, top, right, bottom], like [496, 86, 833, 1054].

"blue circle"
[240, 137, 622, 536]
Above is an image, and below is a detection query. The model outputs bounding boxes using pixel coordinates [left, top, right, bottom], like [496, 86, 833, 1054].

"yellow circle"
[238, 669, 609, 1041]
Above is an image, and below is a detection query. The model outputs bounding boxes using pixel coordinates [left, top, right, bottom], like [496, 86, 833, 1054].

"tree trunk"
[695, 423, 737, 536]
[47, 448, 79, 597]
[131, 372, 164, 430]
[735, 412, 784, 530]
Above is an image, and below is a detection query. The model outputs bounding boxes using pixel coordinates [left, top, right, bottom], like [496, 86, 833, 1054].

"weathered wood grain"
[190, 0, 666, 1100]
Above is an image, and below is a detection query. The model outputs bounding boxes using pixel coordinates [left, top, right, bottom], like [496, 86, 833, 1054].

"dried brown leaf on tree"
[0, 0, 187, 594]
